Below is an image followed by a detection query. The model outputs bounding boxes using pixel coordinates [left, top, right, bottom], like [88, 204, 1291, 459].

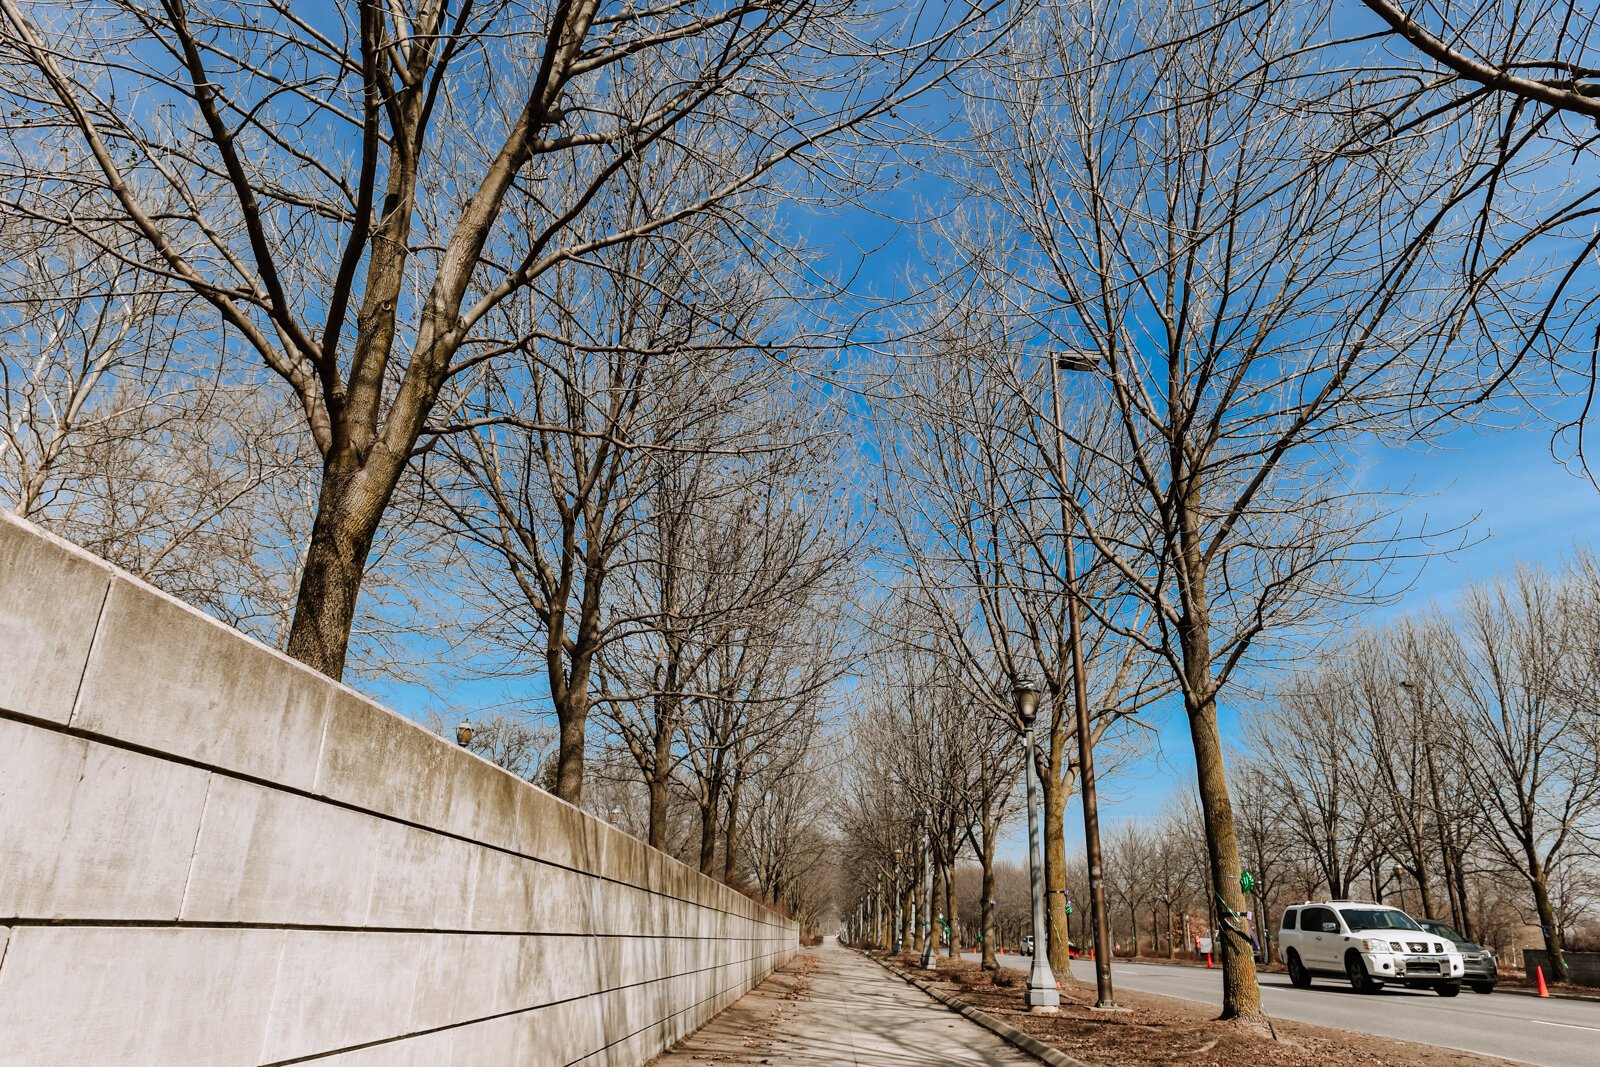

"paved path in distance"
[651, 938, 1037, 1066]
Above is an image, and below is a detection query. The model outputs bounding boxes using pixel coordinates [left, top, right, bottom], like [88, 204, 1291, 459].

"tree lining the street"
[0, 0, 1011, 680]
[922, 0, 1557, 1022]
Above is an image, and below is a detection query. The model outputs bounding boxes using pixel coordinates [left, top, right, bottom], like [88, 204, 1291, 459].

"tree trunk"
[980, 823, 999, 969]
[1187, 684, 1264, 1019]
[1529, 865, 1568, 981]
[698, 794, 717, 875]
[1414, 865, 1437, 920]
[1043, 762, 1072, 978]
[902, 884, 915, 955]
[285, 452, 403, 678]
[552, 665, 592, 805]
[646, 693, 676, 850]
[943, 861, 957, 959]
[1452, 848, 1476, 942]
[646, 762, 670, 851]
[722, 781, 741, 884]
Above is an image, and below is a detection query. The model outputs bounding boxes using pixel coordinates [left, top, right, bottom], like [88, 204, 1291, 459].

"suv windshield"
[1420, 921, 1465, 942]
[1338, 908, 1421, 932]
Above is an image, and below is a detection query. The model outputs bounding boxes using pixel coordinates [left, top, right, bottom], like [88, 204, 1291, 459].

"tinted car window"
[1282, 909, 1298, 931]
[1337, 908, 1421, 931]
[1420, 920, 1465, 942]
[1301, 907, 1333, 931]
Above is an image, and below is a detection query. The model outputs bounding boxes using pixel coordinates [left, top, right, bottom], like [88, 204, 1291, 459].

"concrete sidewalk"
[648, 938, 1039, 1066]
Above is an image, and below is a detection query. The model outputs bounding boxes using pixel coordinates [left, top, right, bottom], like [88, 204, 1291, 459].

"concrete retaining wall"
[1523, 949, 1600, 986]
[0, 513, 796, 1066]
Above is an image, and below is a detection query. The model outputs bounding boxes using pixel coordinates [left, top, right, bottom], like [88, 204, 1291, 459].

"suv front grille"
[1406, 942, 1428, 952]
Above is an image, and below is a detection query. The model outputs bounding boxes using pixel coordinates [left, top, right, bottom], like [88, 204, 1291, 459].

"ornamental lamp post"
[1012, 677, 1060, 1012]
[919, 808, 936, 968]
[455, 721, 475, 747]
[893, 848, 905, 955]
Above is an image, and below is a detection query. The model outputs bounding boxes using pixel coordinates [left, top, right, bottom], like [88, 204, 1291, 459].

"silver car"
[1418, 920, 1497, 993]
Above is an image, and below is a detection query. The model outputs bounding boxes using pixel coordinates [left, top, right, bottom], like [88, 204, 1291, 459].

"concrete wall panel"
[0, 926, 285, 1067]
[0, 514, 795, 1066]
[181, 774, 378, 925]
[0, 514, 111, 724]
[73, 576, 332, 789]
[0, 718, 210, 919]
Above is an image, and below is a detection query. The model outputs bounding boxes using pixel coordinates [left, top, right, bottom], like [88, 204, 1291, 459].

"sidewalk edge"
[864, 952, 1091, 1067]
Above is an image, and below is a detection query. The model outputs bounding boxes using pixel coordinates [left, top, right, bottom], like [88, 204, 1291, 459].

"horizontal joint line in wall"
[0, 706, 794, 931]
[252, 945, 796, 1066]
[559, 945, 798, 1067]
[0, 916, 790, 942]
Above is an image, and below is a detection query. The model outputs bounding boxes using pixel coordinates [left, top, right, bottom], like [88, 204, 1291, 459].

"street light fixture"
[1012, 677, 1060, 1013]
[1049, 350, 1116, 1009]
[455, 721, 475, 747]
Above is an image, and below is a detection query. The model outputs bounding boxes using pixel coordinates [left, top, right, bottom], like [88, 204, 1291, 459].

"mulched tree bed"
[876, 952, 1515, 1067]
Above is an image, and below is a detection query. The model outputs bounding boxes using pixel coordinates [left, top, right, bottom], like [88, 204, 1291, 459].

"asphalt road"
[958, 952, 1598, 1066]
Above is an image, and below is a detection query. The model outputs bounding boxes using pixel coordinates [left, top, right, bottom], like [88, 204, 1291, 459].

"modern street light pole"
[1050, 351, 1115, 1008]
[893, 848, 905, 955]
[919, 809, 936, 969]
[1013, 678, 1061, 1013]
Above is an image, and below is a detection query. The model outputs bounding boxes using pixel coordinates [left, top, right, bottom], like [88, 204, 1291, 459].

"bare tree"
[941, 0, 1525, 1020]
[1441, 564, 1600, 981]
[1246, 676, 1381, 902]
[872, 331, 1166, 978]
[0, 0, 1007, 679]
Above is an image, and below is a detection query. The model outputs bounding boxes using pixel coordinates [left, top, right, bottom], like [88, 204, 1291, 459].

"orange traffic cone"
[1206, 952, 1214, 969]
[1537, 965, 1550, 997]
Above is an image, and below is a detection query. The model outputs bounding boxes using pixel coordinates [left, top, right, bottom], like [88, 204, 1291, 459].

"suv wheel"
[1287, 951, 1312, 989]
[1345, 951, 1383, 994]
[1435, 980, 1462, 997]
[1470, 981, 1496, 994]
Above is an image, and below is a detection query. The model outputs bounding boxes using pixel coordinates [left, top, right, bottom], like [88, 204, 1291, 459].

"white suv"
[1279, 902, 1464, 996]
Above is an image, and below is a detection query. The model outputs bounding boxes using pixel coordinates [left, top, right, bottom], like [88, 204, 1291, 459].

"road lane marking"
[1528, 1019, 1600, 1033]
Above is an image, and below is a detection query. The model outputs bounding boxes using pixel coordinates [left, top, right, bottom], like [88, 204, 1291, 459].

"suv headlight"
[1362, 938, 1392, 953]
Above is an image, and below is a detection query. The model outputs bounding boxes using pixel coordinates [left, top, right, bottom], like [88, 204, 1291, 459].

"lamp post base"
[1024, 962, 1061, 1012]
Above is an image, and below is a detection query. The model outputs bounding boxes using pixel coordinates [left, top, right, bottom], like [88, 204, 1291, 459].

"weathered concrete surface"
[649, 939, 1039, 1066]
[0, 512, 795, 1066]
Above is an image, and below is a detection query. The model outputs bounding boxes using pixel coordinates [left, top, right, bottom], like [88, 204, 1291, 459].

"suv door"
[1299, 906, 1339, 971]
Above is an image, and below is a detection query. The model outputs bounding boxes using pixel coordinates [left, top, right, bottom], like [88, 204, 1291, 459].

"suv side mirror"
[1321, 922, 1338, 933]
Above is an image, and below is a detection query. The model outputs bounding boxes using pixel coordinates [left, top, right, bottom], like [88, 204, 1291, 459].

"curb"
[1069, 954, 1600, 1004]
[1490, 983, 1600, 1004]
[865, 952, 1091, 1067]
